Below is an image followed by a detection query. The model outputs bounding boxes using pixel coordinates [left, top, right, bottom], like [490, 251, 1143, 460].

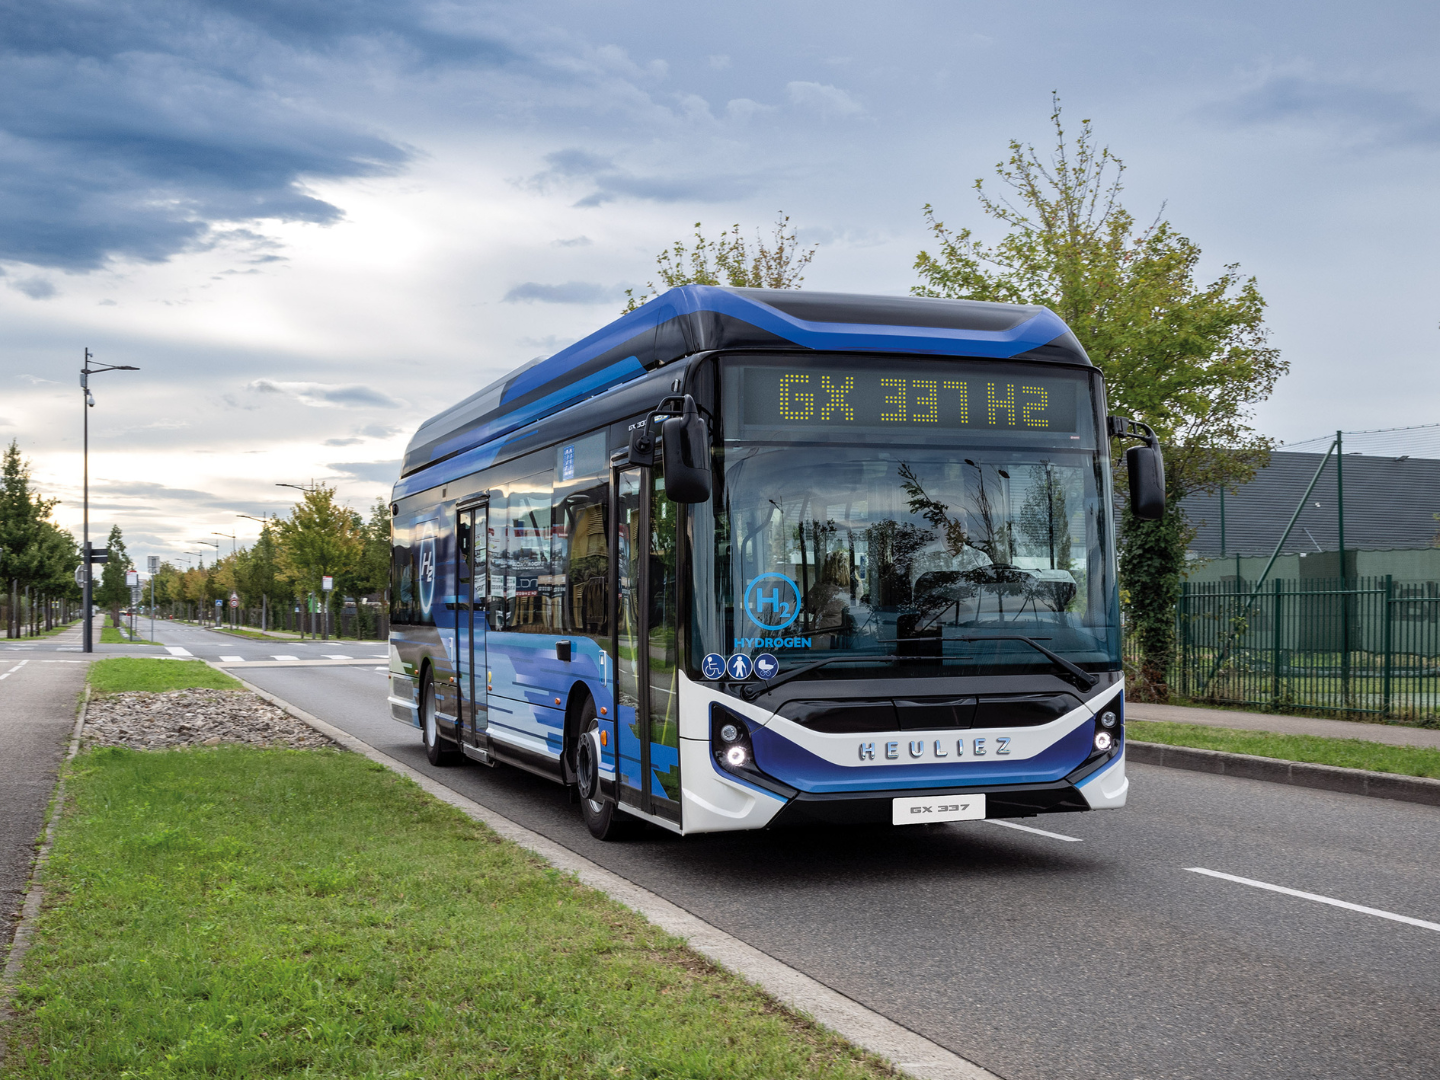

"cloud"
[786, 80, 864, 117]
[328, 460, 401, 484]
[708, 54, 731, 71]
[323, 437, 363, 446]
[0, 2, 532, 270]
[1220, 72, 1440, 149]
[17, 373, 56, 384]
[503, 281, 622, 304]
[249, 380, 403, 408]
[359, 423, 401, 439]
[552, 235, 592, 247]
[10, 276, 57, 299]
[0, 416, 12, 427]
[528, 148, 756, 207]
[726, 98, 777, 123]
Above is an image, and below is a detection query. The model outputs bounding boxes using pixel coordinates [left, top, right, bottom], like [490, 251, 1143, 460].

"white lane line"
[0, 659, 31, 679]
[1186, 868, 1440, 934]
[165, 646, 193, 657]
[984, 819, 1084, 842]
[322, 654, 353, 660]
[271, 654, 299, 661]
[219, 655, 246, 662]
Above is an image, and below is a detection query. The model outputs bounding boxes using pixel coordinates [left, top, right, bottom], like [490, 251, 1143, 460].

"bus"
[387, 286, 1164, 839]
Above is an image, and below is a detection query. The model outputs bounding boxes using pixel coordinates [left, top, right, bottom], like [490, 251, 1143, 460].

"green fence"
[1158, 577, 1440, 719]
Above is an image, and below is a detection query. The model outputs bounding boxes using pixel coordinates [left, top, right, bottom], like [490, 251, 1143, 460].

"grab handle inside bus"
[1108, 416, 1165, 521]
[661, 395, 712, 504]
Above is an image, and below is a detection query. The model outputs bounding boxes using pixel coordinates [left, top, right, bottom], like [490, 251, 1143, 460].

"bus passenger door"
[613, 465, 681, 823]
[457, 502, 489, 746]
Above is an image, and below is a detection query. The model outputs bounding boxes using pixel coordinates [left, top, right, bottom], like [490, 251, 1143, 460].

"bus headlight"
[1099, 710, 1117, 729]
[719, 722, 741, 744]
[725, 745, 748, 767]
[1094, 730, 1113, 752]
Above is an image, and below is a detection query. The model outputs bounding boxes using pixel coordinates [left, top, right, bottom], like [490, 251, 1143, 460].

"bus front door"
[614, 465, 681, 823]
[457, 502, 489, 751]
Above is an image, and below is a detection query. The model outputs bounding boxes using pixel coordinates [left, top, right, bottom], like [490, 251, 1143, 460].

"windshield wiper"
[957, 634, 1098, 690]
[732, 636, 1098, 700]
[732, 654, 912, 700]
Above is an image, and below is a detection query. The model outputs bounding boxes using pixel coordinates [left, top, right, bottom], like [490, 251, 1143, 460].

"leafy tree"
[234, 519, 283, 628]
[624, 214, 816, 311]
[275, 485, 363, 626]
[95, 524, 134, 629]
[0, 441, 80, 635]
[913, 97, 1286, 701]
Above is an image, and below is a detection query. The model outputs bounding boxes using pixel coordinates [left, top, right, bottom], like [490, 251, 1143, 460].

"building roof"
[400, 285, 1087, 480]
[1184, 451, 1440, 556]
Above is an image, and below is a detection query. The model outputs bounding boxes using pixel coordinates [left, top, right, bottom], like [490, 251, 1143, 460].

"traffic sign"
[126, 570, 139, 587]
[147, 555, 159, 573]
[73, 565, 87, 588]
[322, 575, 334, 591]
[229, 592, 239, 609]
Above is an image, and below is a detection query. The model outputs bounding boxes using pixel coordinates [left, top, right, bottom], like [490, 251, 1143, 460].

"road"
[33, 622, 1440, 1078]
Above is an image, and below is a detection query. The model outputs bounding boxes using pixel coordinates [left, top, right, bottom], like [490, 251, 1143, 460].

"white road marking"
[984, 819, 1084, 842]
[165, 646, 193, 656]
[271, 655, 299, 661]
[323, 654, 353, 660]
[219, 655, 246, 662]
[1186, 867, 1440, 933]
[1, 659, 31, 679]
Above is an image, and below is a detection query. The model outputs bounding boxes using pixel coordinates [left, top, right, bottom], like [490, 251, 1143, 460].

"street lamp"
[194, 539, 220, 627]
[212, 530, 237, 556]
[81, 349, 139, 653]
[275, 482, 319, 493]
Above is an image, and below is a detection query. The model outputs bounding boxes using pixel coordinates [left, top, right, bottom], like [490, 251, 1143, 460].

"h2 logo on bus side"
[744, 573, 801, 632]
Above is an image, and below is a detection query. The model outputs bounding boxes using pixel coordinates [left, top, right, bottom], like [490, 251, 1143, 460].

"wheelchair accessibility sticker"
[744, 573, 801, 632]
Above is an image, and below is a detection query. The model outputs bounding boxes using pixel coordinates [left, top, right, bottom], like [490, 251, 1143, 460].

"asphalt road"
[103, 625, 1440, 1078]
[0, 631, 87, 955]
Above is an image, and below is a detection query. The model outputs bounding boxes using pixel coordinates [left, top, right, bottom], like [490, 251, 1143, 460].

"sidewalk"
[1126, 700, 1440, 751]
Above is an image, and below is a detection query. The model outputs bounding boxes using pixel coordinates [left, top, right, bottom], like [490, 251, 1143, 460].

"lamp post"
[81, 349, 139, 653]
[212, 530, 237, 556]
[238, 514, 273, 631]
[195, 538, 220, 626]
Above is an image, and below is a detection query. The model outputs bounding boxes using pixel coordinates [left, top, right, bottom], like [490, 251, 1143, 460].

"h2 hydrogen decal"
[418, 522, 437, 617]
[744, 573, 801, 632]
[701, 653, 726, 680]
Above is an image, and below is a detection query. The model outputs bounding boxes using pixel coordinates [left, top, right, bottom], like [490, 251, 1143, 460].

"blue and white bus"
[387, 287, 1164, 839]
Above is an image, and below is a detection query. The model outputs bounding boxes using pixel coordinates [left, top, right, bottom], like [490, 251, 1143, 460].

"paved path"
[1127, 700, 1440, 750]
[0, 629, 87, 958]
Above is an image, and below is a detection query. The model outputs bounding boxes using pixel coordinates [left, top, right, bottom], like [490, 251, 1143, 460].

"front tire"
[421, 671, 456, 766]
[575, 700, 637, 841]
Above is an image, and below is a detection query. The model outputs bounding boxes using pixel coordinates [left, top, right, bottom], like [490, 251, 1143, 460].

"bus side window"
[390, 521, 413, 626]
[507, 475, 553, 632]
[488, 491, 507, 629]
[559, 484, 609, 638]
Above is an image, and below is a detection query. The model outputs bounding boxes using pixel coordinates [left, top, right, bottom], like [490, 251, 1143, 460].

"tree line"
[147, 487, 391, 636]
[629, 98, 1284, 703]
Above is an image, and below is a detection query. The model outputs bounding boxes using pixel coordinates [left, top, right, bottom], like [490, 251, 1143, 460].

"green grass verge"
[87, 657, 244, 695]
[1128, 720, 1440, 779]
[99, 625, 156, 645]
[1, 748, 890, 1079]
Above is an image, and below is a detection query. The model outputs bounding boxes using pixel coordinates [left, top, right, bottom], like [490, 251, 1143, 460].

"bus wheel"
[576, 701, 636, 841]
[420, 670, 455, 766]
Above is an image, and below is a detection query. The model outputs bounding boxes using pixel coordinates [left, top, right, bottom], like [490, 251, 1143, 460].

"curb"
[1128, 740, 1440, 807]
[219, 666, 1001, 1080]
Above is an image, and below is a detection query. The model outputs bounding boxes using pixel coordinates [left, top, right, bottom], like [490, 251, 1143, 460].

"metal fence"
[1149, 577, 1440, 719]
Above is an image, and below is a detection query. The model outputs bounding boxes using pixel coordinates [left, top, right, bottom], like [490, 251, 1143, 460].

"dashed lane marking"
[271, 655, 299, 661]
[322, 654, 353, 660]
[1186, 867, 1440, 934]
[219, 655, 246, 662]
[165, 646, 193, 657]
[984, 819, 1084, 842]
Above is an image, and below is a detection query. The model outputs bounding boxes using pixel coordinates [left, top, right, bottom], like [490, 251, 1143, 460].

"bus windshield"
[691, 355, 1120, 681]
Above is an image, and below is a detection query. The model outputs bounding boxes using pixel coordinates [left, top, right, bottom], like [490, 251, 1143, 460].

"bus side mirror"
[1126, 444, 1166, 520]
[661, 396, 712, 503]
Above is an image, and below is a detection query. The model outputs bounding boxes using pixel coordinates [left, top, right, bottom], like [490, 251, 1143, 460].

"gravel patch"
[85, 689, 337, 751]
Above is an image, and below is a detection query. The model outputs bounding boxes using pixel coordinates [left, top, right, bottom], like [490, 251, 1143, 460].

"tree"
[275, 486, 363, 626]
[0, 441, 79, 636]
[95, 524, 134, 630]
[623, 213, 817, 311]
[913, 97, 1286, 701]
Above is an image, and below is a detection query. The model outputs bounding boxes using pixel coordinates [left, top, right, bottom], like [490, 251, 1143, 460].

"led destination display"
[738, 363, 1081, 435]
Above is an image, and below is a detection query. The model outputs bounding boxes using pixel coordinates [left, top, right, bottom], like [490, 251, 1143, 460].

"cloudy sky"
[2, 0, 1437, 562]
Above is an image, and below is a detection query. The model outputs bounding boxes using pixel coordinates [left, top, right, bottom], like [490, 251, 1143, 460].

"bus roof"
[401, 286, 1087, 480]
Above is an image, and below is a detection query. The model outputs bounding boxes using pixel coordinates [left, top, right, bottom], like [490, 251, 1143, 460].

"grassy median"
[87, 657, 242, 695]
[1128, 719, 1440, 780]
[1, 684, 890, 1078]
